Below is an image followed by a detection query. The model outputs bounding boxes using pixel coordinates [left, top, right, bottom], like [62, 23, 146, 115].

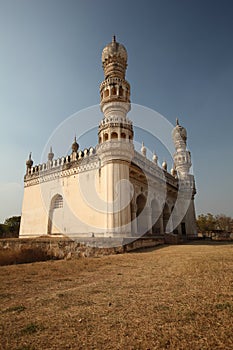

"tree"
[215, 214, 233, 232]
[196, 213, 216, 234]
[4, 216, 21, 237]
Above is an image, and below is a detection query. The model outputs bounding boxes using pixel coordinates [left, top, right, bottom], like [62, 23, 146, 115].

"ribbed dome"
[72, 136, 79, 152]
[172, 118, 187, 144]
[26, 152, 33, 168]
[102, 35, 127, 63]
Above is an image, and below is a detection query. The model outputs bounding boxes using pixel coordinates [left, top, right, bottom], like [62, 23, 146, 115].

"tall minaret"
[172, 118, 197, 236]
[98, 35, 133, 142]
[97, 36, 134, 236]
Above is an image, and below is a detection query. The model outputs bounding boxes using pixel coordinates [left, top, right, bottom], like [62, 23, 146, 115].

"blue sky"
[0, 0, 233, 222]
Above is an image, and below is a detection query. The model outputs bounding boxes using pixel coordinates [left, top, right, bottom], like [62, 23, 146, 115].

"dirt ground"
[0, 242, 232, 350]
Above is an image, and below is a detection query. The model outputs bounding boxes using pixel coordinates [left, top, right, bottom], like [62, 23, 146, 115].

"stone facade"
[19, 36, 197, 240]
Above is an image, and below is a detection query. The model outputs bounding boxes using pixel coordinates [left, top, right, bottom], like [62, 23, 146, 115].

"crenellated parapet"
[133, 150, 178, 190]
[24, 146, 97, 186]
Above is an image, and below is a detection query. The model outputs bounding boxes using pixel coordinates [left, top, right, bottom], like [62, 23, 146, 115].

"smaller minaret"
[172, 118, 191, 178]
[172, 118, 197, 237]
[26, 152, 33, 174]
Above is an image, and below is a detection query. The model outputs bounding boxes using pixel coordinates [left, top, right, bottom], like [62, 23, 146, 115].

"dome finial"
[176, 118, 179, 126]
[112, 34, 116, 43]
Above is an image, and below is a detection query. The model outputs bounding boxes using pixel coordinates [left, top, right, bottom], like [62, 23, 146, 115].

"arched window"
[53, 194, 63, 209]
[136, 193, 147, 234]
[121, 132, 126, 139]
[119, 86, 123, 96]
[151, 199, 161, 234]
[47, 194, 63, 235]
[104, 133, 109, 141]
[111, 132, 118, 139]
[111, 86, 116, 95]
[163, 203, 170, 234]
[104, 89, 109, 98]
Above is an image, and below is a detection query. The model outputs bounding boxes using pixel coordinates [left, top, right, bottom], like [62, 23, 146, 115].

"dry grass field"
[0, 242, 232, 350]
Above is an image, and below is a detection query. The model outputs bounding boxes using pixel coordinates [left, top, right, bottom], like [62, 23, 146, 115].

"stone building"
[19, 36, 197, 240]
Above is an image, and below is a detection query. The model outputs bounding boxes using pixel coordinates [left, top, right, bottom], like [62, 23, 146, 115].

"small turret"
[72, 136, 79, 152]
[26, 152, 33, 174]
[171, 165, 177, 177]
[141, 142, 146, 157]
[162, 161, 167, 171]
[152, 151, 158, 164]
[48, 146, 54, 161]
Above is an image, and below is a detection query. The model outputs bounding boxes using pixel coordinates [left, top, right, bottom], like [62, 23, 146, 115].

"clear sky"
[0, 0, 233, 223]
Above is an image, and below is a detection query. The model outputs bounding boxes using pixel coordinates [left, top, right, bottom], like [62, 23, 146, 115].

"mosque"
[19, 36, 197, 241]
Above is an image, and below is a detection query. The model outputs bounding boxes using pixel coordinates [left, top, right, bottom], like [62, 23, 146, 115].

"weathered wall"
[0, 237, 164, 265]
[20, 166, 109, 237]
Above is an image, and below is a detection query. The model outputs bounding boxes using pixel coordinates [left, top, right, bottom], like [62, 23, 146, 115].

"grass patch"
[3, 305, 26, 313]
[21, 323, 41, 335]
[0, 293, 12, 299]
[215, 302, 233, 311]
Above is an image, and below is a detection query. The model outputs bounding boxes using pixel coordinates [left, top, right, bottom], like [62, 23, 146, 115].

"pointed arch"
[47, 194, 63, 235]
[136, 194, 147, 234]
[151, 198, 161, 234]
[163, 203, 170, 234]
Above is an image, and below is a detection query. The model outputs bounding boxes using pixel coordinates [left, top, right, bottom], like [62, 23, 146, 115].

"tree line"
[196, 213, 233, 235]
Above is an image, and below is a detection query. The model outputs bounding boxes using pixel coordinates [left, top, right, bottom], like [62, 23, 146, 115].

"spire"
[176, 117, 179, 126]
[112, 34, 116, 43]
